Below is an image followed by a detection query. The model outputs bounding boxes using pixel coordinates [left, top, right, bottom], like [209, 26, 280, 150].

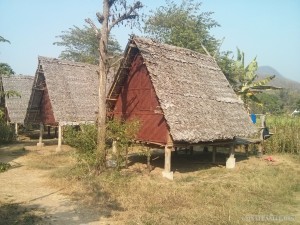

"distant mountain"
[257, 66, 300, 91]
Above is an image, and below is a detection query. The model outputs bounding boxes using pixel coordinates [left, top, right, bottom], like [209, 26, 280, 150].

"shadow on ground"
[0, 202, 49, 225]
[128, 148, 250, 174]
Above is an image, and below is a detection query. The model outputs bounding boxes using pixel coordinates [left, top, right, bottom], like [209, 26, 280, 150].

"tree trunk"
[96, 0, 109, 171]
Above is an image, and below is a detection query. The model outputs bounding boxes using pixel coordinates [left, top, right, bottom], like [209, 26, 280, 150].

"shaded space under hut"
[0, 75, 34, 137]
[107, 36, 259, 179]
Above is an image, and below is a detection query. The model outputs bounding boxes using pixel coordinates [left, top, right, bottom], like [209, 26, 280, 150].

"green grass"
[264, 115, 300, 154]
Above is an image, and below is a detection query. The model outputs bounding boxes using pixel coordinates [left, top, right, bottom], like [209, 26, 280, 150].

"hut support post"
[47, 126, 51, 137]
[212, 146, 217, 164]
[112, 140, 117, 154]
[226, 144, 236, 169]
[245, 144, 249, 156]
[257, 115, 266, 158]
[162, 134, 174, 180]
[15, 123, 18, 137]
[56, 125, 62, 152]
[37, 122, 44, 148]
[162, 144, 173, 180]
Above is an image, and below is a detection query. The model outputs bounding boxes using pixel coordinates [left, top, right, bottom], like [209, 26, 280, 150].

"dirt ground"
[0, 141, 112, 225]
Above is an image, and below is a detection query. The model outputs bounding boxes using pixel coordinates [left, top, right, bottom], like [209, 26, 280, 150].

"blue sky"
[0, 0, 299, 82]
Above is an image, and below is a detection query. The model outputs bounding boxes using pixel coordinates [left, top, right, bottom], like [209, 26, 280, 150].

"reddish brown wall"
[113, 54, 169, 145]
[41, 86, 56, 125]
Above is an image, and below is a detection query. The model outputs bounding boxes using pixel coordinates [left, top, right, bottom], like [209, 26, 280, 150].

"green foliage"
[144, 0, 220, 55]
[63, 119, 140, 172]
[0, 36, 14, 76]
[0, 120, 15, 144]
[54, 25, 122, 65]
[215, 51, 239, 86]
[106, 118, 140, 170]
[250, 92, 284, 114]
[264, 116, 300, 154]
[64, 124, 97, 172]
[231, 48, 280, 111]
[0, 162, 11, 172]
[0, 63, 14, 76]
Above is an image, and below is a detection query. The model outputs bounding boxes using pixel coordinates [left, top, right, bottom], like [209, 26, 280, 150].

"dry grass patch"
[25, 148, 300, 225]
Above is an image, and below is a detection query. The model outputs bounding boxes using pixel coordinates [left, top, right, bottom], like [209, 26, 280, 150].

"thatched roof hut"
[1, 75, 34, 124]
[108, 37, 257, 146]
[25, 56, 110, 126]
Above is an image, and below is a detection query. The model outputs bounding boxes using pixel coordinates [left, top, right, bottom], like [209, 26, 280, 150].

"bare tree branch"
[201, 43, 212, 58]
[108, 1, 143, 32]
[108, 0, 117, 7]
[85, 18, 100, 38]
[96, 12, 104, 24]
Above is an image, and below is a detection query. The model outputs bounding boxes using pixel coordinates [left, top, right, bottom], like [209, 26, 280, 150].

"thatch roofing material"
[2, 75, 34, 124]
[40, 57, 99, 124]
[110, 37, 257, 143]
[26, 57, 111, 125]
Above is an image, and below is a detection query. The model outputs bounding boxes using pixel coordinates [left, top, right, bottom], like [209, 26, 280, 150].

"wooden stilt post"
[226, 144, 236, 169]
[56, 124, 62, 152]
[47, 126, 51, 137]
[257, 115, 266, 157]
[212, 146, 217, 164]
[162, 133, 174, 180]
[37, 122, 44, 148]
[245, 144, 249, 157]
[15, 123, 18, 138]
[112, 140, 117, 154]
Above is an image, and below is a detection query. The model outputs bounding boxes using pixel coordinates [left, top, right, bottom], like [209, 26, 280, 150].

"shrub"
[0, 162, 11, 172]
[0, 120, 15, 144]
[63, 124, 98, 172]
[63, 119, 140, 172]
[106, 118, 140, 170]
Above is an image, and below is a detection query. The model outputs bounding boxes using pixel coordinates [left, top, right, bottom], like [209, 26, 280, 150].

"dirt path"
[0, 142, 110, 225]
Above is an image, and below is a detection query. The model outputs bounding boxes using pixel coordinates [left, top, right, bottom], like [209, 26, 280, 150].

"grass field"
[26, 146, 300, 225]
[264, 116, 300, 154]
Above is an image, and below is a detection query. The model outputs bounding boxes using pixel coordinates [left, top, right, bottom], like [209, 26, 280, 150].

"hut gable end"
[25, 57, 105, 126]
[2, 75, 34, 124]
[113, 54, 169, 145]
[109, 37, 257, 144]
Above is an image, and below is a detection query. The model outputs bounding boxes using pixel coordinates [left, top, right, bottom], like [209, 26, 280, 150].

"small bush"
[106, 118, 140, 169]
[64, 124, 98, 172]
[63, 119, 140, 172]
[0, 121, 15, 144]
[0, 162, 11, 172]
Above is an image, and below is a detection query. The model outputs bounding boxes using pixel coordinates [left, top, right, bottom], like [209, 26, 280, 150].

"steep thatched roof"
[108, 37, 257, 143]
[26, 57, 114, 125]
[2, 75, 34, 124]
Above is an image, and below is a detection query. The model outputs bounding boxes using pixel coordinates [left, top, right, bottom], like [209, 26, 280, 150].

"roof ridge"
[38, 56, 98, 68]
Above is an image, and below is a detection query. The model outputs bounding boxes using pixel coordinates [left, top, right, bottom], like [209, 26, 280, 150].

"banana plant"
[233, 48, 281, 111]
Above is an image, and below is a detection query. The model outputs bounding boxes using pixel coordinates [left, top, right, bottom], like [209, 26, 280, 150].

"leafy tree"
[144, 0, 220, 55]
[0, 36, 16, 109]
[250, 92, 284, 114]
[85, 0, 143, 172]
[0, 63, 14, 76]
[232, 48, 280, 111]
[54, 25, 122, 65]
[0, 36, 17, 143]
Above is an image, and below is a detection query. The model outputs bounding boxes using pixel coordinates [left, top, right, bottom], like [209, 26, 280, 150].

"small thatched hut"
[25, 56, 100, 127]
[107, 36, 257, 179]
[0, 75, 34, 135]
[25, 56, 110, 150]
